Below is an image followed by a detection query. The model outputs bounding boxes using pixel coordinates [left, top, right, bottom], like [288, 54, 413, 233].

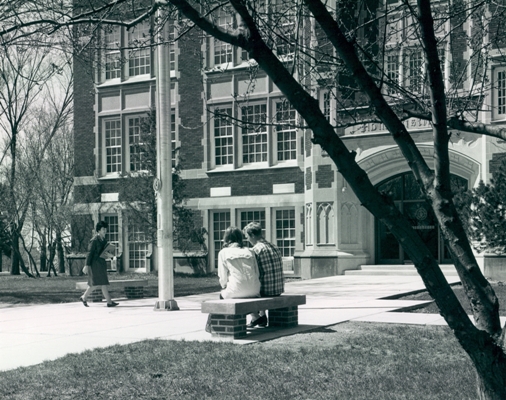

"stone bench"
[76, 279, 149, 302]
[201, 294, 306, 339]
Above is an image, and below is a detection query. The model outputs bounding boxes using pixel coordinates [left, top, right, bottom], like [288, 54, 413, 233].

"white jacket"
[218, 245, 261, 299]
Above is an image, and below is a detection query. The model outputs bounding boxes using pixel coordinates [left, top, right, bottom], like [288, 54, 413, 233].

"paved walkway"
[0, 272, 496, 372]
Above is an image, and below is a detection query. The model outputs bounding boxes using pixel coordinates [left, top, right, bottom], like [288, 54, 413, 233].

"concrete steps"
[345, 264, 458, 277]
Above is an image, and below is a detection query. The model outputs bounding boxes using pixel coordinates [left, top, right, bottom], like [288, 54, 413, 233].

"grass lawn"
[0, 322, 476, 400]
[0, 272, 221, 305]
[401, 281, 506, 315]
[0, 273, 499, 398]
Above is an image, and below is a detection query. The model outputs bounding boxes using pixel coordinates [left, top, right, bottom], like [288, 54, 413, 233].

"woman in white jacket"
[218, 226, 261, 299]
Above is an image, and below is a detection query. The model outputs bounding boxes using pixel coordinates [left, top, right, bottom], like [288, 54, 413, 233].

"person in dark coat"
[79, 221, 118, 307]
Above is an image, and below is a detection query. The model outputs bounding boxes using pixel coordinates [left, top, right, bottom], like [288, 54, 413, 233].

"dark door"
[376, 172, 467, 264]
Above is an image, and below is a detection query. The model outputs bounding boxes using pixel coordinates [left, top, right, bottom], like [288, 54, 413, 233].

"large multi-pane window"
[497, 68, 506, 118]
[213, 211, 230, 267]
[102, 111, 173, 176]
[275, 209, 295, 256]
[104, 119, 122, 174]
[214, 108, 234, 166]
[242, 104, 267, 163]
[128, 21, 151, 77]
[101, 18, 179, 82]
[128, 220, 149, 270]
[211, 98, 298, 169]
[104, 26, 121, 80]
[276, 100, 297, 161]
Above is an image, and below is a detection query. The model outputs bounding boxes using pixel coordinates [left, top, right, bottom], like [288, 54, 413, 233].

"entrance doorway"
[375, 172, 468, 264]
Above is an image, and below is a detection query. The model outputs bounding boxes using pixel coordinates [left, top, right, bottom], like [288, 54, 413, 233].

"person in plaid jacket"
[243, 222, 284, 327]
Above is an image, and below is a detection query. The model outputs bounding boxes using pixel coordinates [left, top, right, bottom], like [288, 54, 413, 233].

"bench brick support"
[269, 306, 298, 328]
[208, 314, 247, 338]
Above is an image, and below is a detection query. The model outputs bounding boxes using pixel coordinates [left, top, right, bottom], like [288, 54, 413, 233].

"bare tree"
[0, 35, 73, 276]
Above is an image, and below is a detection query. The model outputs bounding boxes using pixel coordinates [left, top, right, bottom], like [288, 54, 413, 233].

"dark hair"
[223, 226, 243, 247]
[95, 221, 109, 232]
[243, 222, 262, 239]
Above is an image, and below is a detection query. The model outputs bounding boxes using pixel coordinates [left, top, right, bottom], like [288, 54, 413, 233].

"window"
[105, 119, 122, 174]
[242, 104, 267, 163]
[169, 23, 176, 72]
[496, 67, 506, 118]
[275, 209, 295, 256]
[271, 0, 296, 57]
[128, 116, 148, 172]
[214, 9, 234, 65]
[128, 219, 149, 270]
[213, 211, 230, 267]
[276, 100, 297, 161]
[385, 53, 399, 95]
[240, 210, 266, 247]
[214, 108, 234, 166]
[322, 91, 331, 121]
[317, 203, 335, 245]
[103, 215, 119, 270]
[406, 49, 424, 93]
[128, 21, 151, 77]
[104, 26, 121, 80]
[171, 115, 177, 167]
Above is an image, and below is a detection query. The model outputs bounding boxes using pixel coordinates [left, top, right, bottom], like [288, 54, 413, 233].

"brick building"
[73, 1, 506, 277]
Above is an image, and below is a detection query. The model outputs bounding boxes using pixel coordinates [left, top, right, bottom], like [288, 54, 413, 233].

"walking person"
[243, 222, 284, 327]
[79, 221, 119, 307]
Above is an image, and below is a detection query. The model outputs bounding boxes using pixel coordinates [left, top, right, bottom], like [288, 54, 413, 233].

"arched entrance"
[375, 172, 468, 264]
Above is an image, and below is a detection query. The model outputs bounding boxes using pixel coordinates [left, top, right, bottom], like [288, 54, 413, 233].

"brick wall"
[183, 167, 304, 199]
[315, 164, 334, 188]
[306, 167, 312, 190]
[178, 28, 205, 170]
[73, 52, 96, 177]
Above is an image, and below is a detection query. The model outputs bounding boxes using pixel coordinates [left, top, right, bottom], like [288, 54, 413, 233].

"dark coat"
[86, 235, 110, 286]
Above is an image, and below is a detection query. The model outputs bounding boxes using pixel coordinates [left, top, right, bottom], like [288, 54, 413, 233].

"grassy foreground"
[0, 322, 475, 400]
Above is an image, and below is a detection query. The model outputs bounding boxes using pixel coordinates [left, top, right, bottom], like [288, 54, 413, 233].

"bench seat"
[202, 294, 306, 339]
[76, 279, 149, 301]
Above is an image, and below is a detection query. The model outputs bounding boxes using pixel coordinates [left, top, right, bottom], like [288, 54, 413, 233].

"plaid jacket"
[252, 239, 284, 296]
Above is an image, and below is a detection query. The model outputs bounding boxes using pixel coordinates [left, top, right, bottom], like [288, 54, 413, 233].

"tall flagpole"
[154, 9, 178, 311]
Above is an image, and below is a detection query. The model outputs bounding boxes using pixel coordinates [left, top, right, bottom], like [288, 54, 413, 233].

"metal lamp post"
[154, 12, 178, 311]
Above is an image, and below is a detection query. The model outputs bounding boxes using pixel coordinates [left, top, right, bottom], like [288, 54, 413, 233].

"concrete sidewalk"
[0, 272, 485, 372]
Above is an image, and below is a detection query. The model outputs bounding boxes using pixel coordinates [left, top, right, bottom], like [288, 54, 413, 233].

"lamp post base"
[154, 300, 179, 311]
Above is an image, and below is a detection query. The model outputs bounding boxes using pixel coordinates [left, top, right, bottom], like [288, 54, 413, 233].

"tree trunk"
[40, 235, 47, 272]
[56, 232, 65, 274]
[10, 230, 20, 275]
[0, 250, 2, 272]
[47, 241, 57, 277]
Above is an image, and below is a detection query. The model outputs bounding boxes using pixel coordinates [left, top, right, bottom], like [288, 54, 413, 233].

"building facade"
[73, 0, 506, 277]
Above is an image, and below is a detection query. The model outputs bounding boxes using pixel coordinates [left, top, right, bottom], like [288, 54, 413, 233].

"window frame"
[493, 65, 506, 121]
[274, 208, 296, 257]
